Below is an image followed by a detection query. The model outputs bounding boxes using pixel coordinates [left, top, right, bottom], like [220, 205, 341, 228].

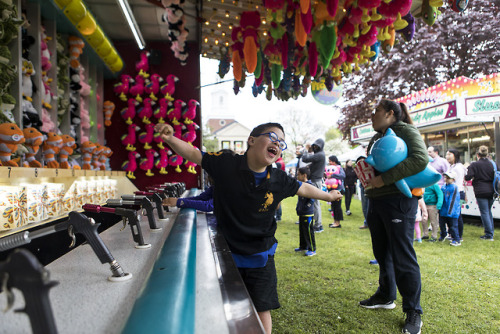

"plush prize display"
[139, 148, 157, 176]
[114, 74, 133, 101]
[59, 134, 77, 169]
[42, 132, 63, 168]
[22, 127, 43, 167]
[182, 99, 199, 124]
[138, 123, 155, 150]
[91, 143, 104, 170]
[364, 128, 441, 198]
[121, 123, 140, 151]
[122, 150, 140, 179]
[81, 141, 96, 170]
[144, 73, 163, 101]
[0, 123, 25, 167]
[154, 148, 169, 174]
[154, 98, 169, 124]
[168, 99, 185, 125]
[121, 98, 138, 125]
[103, 101, 115, 126]
[138, 97, 155, 124]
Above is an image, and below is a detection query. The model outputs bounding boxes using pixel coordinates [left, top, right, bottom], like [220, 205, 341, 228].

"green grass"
[272, 196, 500, 333]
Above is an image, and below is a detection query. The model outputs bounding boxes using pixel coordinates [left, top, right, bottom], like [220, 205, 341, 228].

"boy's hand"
[329, 190, 343, 201]
[162, 197, 178, 206]
[155, 123, 174, 142]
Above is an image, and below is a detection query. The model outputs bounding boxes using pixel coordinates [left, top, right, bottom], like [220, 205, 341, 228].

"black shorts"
[238, 255, 280, 312]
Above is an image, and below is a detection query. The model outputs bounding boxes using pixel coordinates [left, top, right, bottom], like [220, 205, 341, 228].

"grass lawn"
[272, 196, 500, 333]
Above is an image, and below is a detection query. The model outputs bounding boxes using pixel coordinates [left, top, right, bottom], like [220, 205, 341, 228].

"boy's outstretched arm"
[155, 123, 202, 165]
[297, 182, 343, 202]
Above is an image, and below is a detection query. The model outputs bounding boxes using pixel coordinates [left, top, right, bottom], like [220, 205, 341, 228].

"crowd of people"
[156, 100, 497, 334]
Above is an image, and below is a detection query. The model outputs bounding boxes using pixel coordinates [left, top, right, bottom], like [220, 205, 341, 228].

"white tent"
[337, 146, 367, 163]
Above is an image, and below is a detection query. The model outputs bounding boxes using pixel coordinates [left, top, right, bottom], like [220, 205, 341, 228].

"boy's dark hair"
[298, 166, 311, 179]
[249, 122, 284, 137]
[219, 149, 236, 155]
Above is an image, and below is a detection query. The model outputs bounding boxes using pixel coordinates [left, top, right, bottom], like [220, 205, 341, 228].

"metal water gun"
[82, 204, 150, 249]
[0, 249, 58, 334]
[106, 195, 161, 231]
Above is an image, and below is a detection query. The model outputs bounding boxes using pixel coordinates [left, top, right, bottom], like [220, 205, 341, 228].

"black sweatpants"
[367, 195, 423, 314]
[298, 215, 316, 251]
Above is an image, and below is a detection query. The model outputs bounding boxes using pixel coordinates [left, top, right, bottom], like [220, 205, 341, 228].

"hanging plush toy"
[168, 99, 185, 125]
[68, 36, 84, 69]
[21, 58, 35, 102]
[103, 101, 115, 126]
[240, 11, 261, 74]
[81, 141, 96, 170]
[129, 74, 145, 102]
[122, 150, 140, 179]
[91, 143, 104, 170]
[113, 74, 133, 101]
[160, 74, 179, 101]
[154, 148, 169, 174]
[138, 123, 155, 150]
[182, 99, 199, 124]
[59, 134, 77, 169]
[144, 73, 163, 101]
[135, 51, 150, 78]
[121, 123, 140, 151]
[22, 127, 43, 168]
[138, 97, 155, 124]
[181, 122, 199, 145]
[0, 123, 25, 167]
[121, 98, 138, 125]
[42, 132, 62, 168]
[40, 26, 52, 73]
[139, 148, 157, 176]
[448, 0, 468, 12]
[154, 98, 169, 123]
[168, 149, 183, 173]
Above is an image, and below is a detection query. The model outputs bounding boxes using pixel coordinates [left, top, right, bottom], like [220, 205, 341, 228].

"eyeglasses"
[255, 132, 287, 150]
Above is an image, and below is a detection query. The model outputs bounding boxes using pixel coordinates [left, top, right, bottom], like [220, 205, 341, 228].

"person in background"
[428, 146, 450, 186]
[360, 99, 426, 334]
[327, 155, 345, 228]
[414, 198, 428, 243]
[422, 183, 444, 242]
[274, 154, 286, 222]
[344, 159, 358, 216]
[300, 139, 327, 233]
[439, 172, 462, 246]
[464, 145, 496, 241]
[445, 149, 466, 241]
[156, 121, 342, 334]
[295, 166, 316, 257]
[356, 154, 370, 230]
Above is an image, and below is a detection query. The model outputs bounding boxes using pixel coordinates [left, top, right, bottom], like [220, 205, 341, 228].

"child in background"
[439, 171, 462, 246]
[295, 166, 316, 256]
[422, 183, 444, 242]
[414, 198, 428, 243]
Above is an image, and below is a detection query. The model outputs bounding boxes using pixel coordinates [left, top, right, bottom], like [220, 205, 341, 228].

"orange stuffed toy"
[81, 141, 96, 170]
[59, 135, 77, 169]
[22, 127, 43, 168]
[0, 123, 25, 167]
[42, 132, 62, 168]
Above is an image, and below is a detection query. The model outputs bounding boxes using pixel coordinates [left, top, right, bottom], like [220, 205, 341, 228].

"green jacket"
[365, 121, 428, 198]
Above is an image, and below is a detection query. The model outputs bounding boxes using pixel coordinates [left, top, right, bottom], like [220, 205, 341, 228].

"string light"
[215, 39, 219, 45]
[225, 11, 230, 17]
[229, 23, 233, 30]
[217, 21, 222, 28]
[204, 36, 209, 43]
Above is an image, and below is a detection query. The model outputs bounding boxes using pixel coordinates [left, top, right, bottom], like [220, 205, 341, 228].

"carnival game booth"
[351, 73, 500, 219]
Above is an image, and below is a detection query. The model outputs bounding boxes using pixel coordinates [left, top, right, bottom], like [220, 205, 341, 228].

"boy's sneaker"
[369, 259, 378, 265]
[294, 248, 305, 252]
[421, 236, 429, 240]
[314, 227, 324, 233]
[450, 241, 461, 246]
[480, 235, 494, 241]
[346, 210, 351, 215]
[438, 237, 446, 242]
[414, 238, 422, 243]
[402, 310, 422, 334]
[359, 295, 395, 309]
[304, 250, 316, 257]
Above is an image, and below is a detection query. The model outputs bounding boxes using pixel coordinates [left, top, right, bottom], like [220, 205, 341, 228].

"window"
[234, 141, 243, 151]
[221, 141, 230, 149]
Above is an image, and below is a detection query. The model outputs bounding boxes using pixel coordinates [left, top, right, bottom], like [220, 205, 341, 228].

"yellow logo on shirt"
[207, 151, 223, 156]
[259, 191, 274, 212]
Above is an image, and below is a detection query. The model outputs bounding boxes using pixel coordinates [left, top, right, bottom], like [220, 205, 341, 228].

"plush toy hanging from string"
[103, 101, 115, 126]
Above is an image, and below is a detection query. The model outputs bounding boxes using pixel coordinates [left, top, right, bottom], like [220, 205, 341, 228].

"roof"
[207, 118, 237, 134]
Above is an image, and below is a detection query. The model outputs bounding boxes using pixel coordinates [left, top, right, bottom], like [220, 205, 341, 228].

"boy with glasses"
[156, 122, 342, 333]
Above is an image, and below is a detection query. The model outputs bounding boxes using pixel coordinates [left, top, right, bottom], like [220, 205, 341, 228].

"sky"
[199, 57, 343, 131]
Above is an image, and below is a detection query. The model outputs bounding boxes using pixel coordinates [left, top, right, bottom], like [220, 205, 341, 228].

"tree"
[338, 1, 500, 142]
[278, 108, 327, 147]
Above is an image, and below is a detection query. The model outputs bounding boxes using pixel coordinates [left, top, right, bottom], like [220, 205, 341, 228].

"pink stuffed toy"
[325, 165, 341, 190]
[144, 73, 163, 101]
[138, 123, 155, 150]
[154, 98, 169, 123]
[121, 123, 140, 151]
[182, 99, 199, 124]
[121, 98, 138, 125]
[40, 108, 56, 133]
[160, 74, 179, 101]
[122, 150, 140, 179]
[168, 99, 185, 125]
[40, 26, 52, 72]
[80, 97, 91, 130]
[129, 74, 145, 102]
[155, 148, 169, 174]
[79, 67, 91, 96]
[167, 149, 183, 173]
[139, 148, 157, 176]
[135, 51, 150, 78]
[114, 74, 133, 101]
[138, 97, 155, 124]
[181, 122, 199, 145]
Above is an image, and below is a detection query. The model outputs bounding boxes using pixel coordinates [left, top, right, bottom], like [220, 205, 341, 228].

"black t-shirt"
[202, 152, 301, 255]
